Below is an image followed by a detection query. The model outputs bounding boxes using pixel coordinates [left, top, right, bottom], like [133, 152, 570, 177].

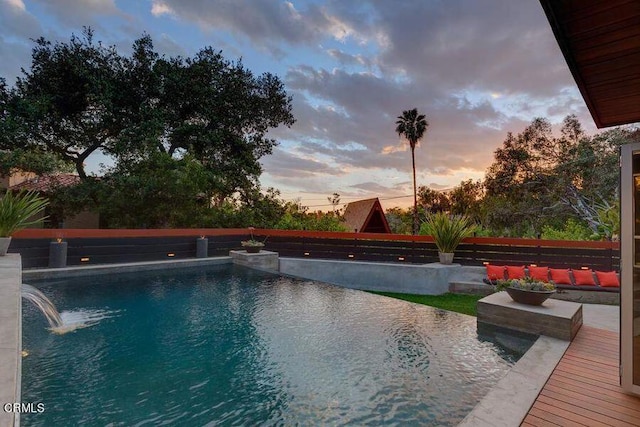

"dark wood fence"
[10, 228, 619, 271]
[259, 233, 618, 271]
[10, 232, 248, 268]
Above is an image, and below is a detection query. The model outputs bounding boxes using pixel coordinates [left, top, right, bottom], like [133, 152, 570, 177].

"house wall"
[0, 171, 36, 190]
[61, 209, 100, 229]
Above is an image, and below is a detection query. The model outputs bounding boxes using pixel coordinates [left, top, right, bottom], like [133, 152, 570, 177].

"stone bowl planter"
[244, 246, 262, 254]
[505, 287, 555, 306]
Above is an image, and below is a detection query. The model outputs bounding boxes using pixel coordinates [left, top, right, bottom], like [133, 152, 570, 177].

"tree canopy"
[387, 115, 638, 240]
[0, 28, 295, 228]
[484, 114, 634, 237]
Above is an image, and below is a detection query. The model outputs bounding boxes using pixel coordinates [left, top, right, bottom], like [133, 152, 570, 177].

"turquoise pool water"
[22, 265, 536, 426]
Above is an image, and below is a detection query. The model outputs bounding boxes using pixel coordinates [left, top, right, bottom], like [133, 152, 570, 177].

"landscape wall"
[10, 228, 619, 271]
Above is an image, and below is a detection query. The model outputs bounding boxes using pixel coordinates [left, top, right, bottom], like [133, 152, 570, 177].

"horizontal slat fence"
[9, 228, 619, 271]
[10, 233, 249, 268]
[262, 236, 440, 264]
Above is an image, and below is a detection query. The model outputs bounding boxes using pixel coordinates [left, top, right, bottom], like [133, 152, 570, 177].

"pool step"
[448, 280, 494, 295]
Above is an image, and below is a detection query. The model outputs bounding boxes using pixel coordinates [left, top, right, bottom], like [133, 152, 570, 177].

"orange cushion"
[486, 265, 505, 281]
[595, 271, 620, 287]
[572, 269, 596, 286]
[528, 266, 550, 282]
[506, 265, 526, 280]
[550, 268, 572, 285]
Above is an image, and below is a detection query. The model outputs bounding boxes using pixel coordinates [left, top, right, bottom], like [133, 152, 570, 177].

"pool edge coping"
[0, 254, 21, 427]
[458, 334, 570, 427]
[22, 257, 233, 280]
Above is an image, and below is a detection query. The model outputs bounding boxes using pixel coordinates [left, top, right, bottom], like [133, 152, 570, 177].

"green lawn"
[372, 292, 483, 316]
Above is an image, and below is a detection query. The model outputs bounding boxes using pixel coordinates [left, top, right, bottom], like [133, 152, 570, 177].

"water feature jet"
[21, 283, 63, 329]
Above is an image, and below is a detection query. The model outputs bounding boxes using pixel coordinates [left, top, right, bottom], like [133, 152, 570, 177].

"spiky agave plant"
[0, 190, 49, 237]
[422, 212, 476, 253]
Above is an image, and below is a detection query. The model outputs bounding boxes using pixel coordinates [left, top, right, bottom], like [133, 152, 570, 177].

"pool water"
[22, 265, 536, 426]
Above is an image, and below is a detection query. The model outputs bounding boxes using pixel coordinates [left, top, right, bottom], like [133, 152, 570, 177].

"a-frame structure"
[342, 198, 391, 233]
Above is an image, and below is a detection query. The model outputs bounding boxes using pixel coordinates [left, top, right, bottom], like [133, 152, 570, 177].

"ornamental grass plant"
[421, 212, 476, 253]
[0, 190, 49, 237]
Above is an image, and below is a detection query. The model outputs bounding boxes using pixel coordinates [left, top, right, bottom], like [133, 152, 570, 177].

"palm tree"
[395, 108, 428, 235]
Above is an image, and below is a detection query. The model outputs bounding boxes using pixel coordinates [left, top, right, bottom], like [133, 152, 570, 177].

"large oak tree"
[1, 28, 295, 227]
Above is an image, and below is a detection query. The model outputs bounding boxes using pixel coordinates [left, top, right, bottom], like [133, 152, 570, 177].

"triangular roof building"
[343, 198, 391, 233]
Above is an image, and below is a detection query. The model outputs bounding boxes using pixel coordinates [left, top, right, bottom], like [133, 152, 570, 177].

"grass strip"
[372, 292, 483, 316]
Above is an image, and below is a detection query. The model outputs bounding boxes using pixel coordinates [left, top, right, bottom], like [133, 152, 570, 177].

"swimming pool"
[22, 264, 536, 426]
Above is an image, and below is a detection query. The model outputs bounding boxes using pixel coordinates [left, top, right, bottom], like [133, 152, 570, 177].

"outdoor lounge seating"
[483, 264, 620, 292]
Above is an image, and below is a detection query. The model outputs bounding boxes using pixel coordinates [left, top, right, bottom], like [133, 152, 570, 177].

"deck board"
[522, 326, 640, 427]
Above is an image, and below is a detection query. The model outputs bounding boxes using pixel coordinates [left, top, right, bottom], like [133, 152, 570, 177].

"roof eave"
[539, 0, 605, 128]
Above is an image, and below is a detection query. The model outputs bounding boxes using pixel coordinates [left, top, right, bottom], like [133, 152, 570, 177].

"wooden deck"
[522, 326, 640, 426]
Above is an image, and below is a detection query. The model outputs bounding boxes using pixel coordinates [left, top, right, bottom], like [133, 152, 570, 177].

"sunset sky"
[0, 0, 597, 210]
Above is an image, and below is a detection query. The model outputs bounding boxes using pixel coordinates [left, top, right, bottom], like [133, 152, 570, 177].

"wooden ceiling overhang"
[540, 0, 640, 128]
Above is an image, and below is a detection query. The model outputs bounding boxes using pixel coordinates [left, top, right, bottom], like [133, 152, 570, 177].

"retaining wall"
[279, 257, 460, 295]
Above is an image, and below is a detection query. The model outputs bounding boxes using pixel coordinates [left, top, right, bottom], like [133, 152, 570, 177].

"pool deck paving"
[462, 302, 639, 427]
[0, 254, 21, 427]
[521, 326, 640, 426]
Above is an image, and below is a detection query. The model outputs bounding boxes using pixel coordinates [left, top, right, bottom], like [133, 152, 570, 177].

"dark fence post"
[352, 234, 357, 260]
[536, 234, 542, 266]
[48, 241, 67, 268]
[302, 234, 306, 257]
[470, 233, 476, 264]
[411, 239, 417, 263]
[196, 237, 208, 258]
[609, 247, 614, 271]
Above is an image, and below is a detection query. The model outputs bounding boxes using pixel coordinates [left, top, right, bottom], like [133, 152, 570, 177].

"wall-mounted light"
[581, 266, 589, 270]
[304, 252, 310, 256]
[167, 253, 175, 257]
[482, 261, 489, 265]
[348, 254, 355, 258]
[398, 257, 405, 261]
[80, 257, 90, 262]
[530, 264, 537, 267]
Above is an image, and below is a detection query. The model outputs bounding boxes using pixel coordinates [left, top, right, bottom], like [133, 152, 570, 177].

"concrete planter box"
[477, 292, 583, 341]
[0, 237, 10, 256]
[230, 250, 278, 272]
[438, 252, 455, 264]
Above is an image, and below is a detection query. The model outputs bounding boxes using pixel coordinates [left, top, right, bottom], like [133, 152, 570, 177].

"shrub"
[0, 190, 49, 236]
[420, 212, 476, 253]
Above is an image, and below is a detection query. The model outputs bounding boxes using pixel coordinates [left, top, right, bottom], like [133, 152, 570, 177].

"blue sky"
[0, 0, 595, 209]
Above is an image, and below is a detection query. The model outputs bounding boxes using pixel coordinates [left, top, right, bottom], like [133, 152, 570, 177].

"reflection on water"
[22, 265, 537, 426]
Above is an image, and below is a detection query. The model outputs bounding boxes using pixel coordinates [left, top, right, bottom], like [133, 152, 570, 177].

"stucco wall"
[279, 257, 461, 295]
